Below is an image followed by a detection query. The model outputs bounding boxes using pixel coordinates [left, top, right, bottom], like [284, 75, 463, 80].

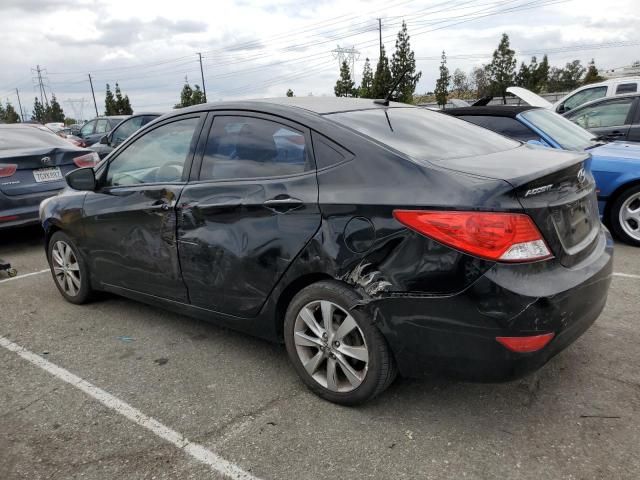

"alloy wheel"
[51, 240, 82, 297]
[619, 192, 640, 241]
[293, 300, 369, 393]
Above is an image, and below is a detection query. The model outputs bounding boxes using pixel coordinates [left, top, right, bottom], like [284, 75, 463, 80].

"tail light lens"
[73, 152, 99, 168]
[496, 333, 555, 353]
[0, 163, 18, 178]
[393, 210, 552, 262]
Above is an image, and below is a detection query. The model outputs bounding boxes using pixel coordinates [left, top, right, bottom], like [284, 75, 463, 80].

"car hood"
[589, 141, 640, 161]
[506, 87, 553, 109]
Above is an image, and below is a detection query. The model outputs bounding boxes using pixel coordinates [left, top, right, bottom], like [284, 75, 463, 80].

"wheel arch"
[603, 178, 640, 226]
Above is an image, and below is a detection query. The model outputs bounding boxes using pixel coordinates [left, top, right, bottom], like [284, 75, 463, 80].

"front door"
[570, 97, 635, 141]
[82, 114, 204, 302]
[178, 113, 320, 317]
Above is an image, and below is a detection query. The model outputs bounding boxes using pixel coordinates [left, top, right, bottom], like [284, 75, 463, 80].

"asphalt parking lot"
[1, 226, 639, 480]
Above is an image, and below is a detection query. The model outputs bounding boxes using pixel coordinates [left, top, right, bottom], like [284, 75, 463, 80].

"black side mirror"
[99, 135, 109, 145]
[557, 104, 566, 114]
[66, 167, 96, 191]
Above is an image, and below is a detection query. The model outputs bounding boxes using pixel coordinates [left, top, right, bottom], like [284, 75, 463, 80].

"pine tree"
[334, 60, 357, 97]
[358, 58, 374, 98]
[4, 102, 20, 123]
[560, 60, 585, 90]
[488, 33, 516, 103]
[286, 89, 294, 97]
[191, 85, 205, 105]
[32, 97, 47, 123]
[113, 83, 133, 114]
[434, 51, 450, 108]
[532, 55, 549, 92]
[0, 103, 5, 122]
[389, 21, 422, 103]
[48, 95, 65, 122]
[104, 84, 116, 115]
[175, 82, 194, 109]
[515, 62, 530, 88]
[372, 46, 392, 98]
[583, 59, 604, 85]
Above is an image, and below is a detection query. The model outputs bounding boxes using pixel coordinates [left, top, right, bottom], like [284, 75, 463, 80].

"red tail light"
[496, 333, 555, 353]
[393, 210, 552, 262]
[73, 152, 99, 168]
[0, 163, 17, 178]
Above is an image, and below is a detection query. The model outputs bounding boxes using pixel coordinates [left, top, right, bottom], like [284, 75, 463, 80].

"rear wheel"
[609, 185, 640, 246]
[284, 280, 397, 405]
[48, 231, 93, 304]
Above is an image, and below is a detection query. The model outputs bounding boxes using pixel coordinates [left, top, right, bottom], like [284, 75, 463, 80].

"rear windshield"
[326, 107, 519, 162]
[0, 126, 72, 150]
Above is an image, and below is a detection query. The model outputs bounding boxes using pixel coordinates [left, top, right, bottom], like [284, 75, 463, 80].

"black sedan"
[40, 98, 613, 405]
[563, 92, 640, 142]
[0, 124, 99, 230]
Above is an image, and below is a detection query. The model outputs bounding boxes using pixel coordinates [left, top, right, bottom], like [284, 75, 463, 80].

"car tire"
[284, 280, 397, 405]
[47, 231, 93, 304]
[609, 184, 640, 247]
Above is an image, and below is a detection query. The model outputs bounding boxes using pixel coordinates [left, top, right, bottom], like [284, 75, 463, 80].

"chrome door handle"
[263, 197, 303, 207]
[153, 199, 171, 211]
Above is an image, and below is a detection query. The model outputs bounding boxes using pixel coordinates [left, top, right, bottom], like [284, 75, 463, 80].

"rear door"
[627, 98, 640, 142]
[178, 112, 320, 317]
[566, 97, 636, 141]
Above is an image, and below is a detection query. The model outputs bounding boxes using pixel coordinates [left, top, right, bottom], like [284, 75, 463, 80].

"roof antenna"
[374, 68, 410, 106]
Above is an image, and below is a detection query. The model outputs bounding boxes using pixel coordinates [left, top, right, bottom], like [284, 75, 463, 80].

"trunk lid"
[433, 144, 600, 267]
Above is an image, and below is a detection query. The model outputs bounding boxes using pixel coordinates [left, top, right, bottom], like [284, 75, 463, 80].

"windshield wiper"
[585, 136, 608, 150]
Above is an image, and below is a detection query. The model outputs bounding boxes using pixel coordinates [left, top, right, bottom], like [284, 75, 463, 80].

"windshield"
[519, 108, 595, 151]
[326, 107, 519, 162]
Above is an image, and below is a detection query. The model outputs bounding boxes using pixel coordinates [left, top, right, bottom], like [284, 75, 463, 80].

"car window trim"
[98, 113, 206, 191]
[310, 131, 355, 172]
[193, 110, 317, 183]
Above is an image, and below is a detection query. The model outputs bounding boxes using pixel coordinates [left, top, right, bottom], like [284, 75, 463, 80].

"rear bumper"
[0, 189, 62, 230]
[368, 227, 614, 380]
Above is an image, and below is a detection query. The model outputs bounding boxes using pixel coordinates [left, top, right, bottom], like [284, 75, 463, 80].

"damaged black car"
[40, 98, 613, 405]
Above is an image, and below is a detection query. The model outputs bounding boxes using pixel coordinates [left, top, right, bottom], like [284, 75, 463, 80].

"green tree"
[515, 62, 530, 88]
[32, 97, 47, 123]
[334, 60, 357, 97]
[531, 55, 549, 92]
[488, 33, 516, 103]
[175, 82, 193, 109]
[114, 83, 133, 115]
[358, 58, 374, 98]
[547, 66, 564, 92]
[104, 84, 116, 115]
[191, 85, 205, 105]
[286, 88, 294, 97]
[561, 60, 586, 90]
[583, 59, 604, 85]
[434, 51, 450, 108]
[48, 95, 65, 122]
[389, 20, 422, 103]
[0, 102, 4, 122]
[372, 45, 392, 98]
[4, 102, 20, 123]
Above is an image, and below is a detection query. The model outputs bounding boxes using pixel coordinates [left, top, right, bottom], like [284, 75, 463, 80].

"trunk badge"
[41, 156, 52, 166]
[577, 168, 587, 186]
[524, 184, 553, 197]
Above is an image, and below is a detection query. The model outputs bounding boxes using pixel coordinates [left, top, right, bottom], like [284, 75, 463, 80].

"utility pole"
[88, 74, 99, 117]
[36, 65, 50, 108]
[15, 88, 24, 122]
[378, 18, 383, 59]
[197, 53, 207, 102]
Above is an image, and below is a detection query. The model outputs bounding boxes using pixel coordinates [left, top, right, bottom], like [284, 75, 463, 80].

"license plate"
[33, 167, 63, 183]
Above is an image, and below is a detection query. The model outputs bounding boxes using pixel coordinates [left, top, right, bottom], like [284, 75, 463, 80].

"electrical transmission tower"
[332, 45, 361, 82]
[31, 65, 51, 109]
[65, 98, 86, 122]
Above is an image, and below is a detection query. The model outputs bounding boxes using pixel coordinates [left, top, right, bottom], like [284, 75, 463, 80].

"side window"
[112, 117, 144, 145]
[616, 83, 637, 94]
[80, 121, 95, 136]
[200, 116, 310, 181]
[95, 119, 110, 134]
[105, 117, 200, 187]
[312, 133, 349, 169]
[568, 98, 634, 129]
[459, 116, 539, 142]
[563, 87, 608, 111]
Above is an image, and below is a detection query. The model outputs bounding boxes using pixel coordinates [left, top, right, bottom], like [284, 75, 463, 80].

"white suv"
[555, 77, 640, 114]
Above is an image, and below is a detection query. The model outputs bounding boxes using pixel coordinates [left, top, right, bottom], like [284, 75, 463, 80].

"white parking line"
[613, 272, 640, 280]
[0, 268, 49, 284]
[0, 336, 261, 480]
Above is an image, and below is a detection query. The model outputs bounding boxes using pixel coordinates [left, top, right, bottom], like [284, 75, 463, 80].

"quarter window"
[568, 98, 634, 129]
[562, 86, 607, 111]
[312, 134, 348, 169]
[200, 116, 310, 180]
[615, 83, 637, 94]
[105, 117, 199, 187]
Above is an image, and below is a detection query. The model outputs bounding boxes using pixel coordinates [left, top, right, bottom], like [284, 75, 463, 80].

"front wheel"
[609, 185, 640, 246]
[47, 231, 93, 304]
[284, 280, 397, 405]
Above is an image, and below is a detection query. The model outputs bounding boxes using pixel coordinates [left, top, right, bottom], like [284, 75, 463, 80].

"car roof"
[443, 105, 540, 118]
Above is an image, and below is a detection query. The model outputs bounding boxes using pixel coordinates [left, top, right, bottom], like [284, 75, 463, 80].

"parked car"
[0, 124, 99, 230]
[89, 113, 161, 159]
[562, 93, 640, 142]
[546, 77, 640, 114]
[76, 116, 128, 145]
[444, 105, 640, 246]
[45, 122, 65, 132]
[40, 98, 612, 405]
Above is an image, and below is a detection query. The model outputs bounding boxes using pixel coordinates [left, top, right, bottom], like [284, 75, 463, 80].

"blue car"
[444, 105, 640, 246]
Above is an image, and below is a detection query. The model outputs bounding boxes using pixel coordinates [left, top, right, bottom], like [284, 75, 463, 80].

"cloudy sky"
[1, 0, 638, 120]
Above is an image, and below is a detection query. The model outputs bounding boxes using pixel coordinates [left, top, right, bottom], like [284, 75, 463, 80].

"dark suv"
[76, 116, 128, 145]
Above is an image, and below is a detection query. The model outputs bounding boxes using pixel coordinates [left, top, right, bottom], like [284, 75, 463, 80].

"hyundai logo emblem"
[41, 156, 52, 166]
[577, 167, 587, 185]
